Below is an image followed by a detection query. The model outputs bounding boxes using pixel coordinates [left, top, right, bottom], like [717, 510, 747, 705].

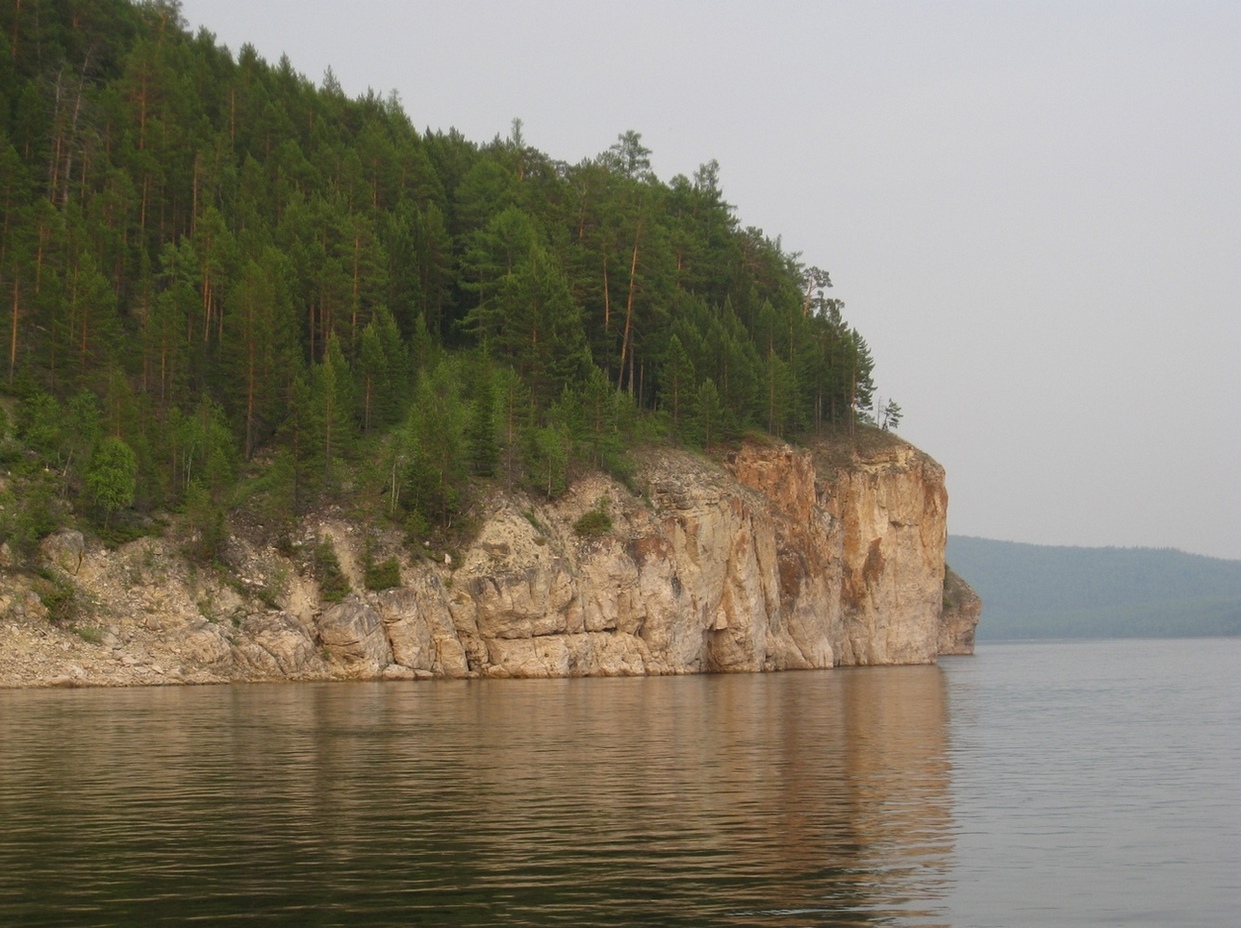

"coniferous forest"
[0, 0, 892, 556]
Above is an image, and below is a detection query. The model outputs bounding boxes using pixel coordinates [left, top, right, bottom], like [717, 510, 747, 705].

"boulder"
[40, 530, 85, 575]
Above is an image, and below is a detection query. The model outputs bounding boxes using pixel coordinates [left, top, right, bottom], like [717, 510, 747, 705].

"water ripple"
[3, 639, 1235, 925]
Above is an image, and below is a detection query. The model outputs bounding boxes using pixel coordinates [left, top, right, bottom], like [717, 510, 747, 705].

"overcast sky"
[179, 1, 1241, 561]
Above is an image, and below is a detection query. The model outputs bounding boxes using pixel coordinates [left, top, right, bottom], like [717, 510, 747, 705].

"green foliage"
[689, 379, 725, 448]
[364, 556, 402, 591]
[32, 569, 77, 624]
[660, 334, 694, 440]
[0, 476, 63, 562]
[73, 625, 104, 645]
[401, 361, 470, 529]
[465, 367, 500, 478]
[65, 392, 104, 471]
[526, 423, 570, 499]
[85, 437, 138, 523]
[0, 0, 893, 538]
[246, 448, 298, 534]
[556, 366, 630, 472]
[880, 399, 903, 431]
[16, 393, 65, 460]
[310, 336, 357, 488]
[181, 480, 228, 564]
[169, 396, 237, 501]
[573, 498, 613, 538]
[312, 537, 351, 604]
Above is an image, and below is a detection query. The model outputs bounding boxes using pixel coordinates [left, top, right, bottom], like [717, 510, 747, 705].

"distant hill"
[946, 536, 1241, 640]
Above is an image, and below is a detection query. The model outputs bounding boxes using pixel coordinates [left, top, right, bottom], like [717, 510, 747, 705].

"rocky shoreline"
[0, 438, 980, 689]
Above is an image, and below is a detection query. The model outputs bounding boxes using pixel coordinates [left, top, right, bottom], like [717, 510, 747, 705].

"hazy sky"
[178, 1, 1241, 561]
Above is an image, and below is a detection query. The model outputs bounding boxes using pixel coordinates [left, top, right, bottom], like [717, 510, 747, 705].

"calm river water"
[0, 638, 1237, 926]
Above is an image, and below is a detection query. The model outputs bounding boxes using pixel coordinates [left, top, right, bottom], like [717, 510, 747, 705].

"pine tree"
[690, 378, 724, 449]
[465, 365, 499, 478]
[225, 247, 296, 457]
[661, 333, 694, 440]
[402, 361, 468, 531]
[526, 422, 570, 499]
[309, 334, 356, 488]
[357, 318, 385, 434]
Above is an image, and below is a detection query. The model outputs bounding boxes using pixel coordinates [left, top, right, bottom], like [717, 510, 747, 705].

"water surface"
[1, 638, 1237, 926]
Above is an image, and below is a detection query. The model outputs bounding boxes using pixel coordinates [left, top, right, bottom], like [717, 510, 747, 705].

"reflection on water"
[0, 669, 952, 926]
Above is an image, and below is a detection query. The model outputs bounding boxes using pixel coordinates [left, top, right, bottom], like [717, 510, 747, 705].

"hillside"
[0, 1, 985, 686]
[947, 536, 1241, 640]
[0, 0, 903, 565]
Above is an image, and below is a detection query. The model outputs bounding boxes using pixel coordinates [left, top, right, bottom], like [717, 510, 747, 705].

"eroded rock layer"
[0, 437, 979, 687]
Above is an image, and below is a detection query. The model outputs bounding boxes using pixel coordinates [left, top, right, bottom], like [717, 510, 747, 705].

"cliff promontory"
[0, 435, 978, 687]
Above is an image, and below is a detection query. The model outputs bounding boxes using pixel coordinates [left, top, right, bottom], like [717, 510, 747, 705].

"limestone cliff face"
[0, 436, 979, 687]
[822, 444, 951, 665]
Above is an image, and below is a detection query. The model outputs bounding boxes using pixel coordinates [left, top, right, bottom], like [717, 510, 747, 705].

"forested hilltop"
[0, 0, 894, 559]
[948, 537, 1241, 640]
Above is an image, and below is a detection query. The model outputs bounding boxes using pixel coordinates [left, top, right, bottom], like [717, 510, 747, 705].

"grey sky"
[179, 1, 1241, 561]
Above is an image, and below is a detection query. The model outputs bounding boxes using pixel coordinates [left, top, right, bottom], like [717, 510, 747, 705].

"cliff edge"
[0, 435, 980, 687]
[939, 566, 982, 655]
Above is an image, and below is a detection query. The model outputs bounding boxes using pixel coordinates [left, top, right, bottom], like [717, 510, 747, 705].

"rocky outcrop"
[939, 566, 982, 655]
[0, 434, 980, 687]
[317, 597, 393, 674]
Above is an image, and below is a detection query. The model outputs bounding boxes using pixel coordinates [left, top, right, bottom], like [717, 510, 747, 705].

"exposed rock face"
[939, 567, 982, 655]
[421, 436, 961, 678]
[0, 435, 980, 688]
[820, 445, 950, 665]
[317, 597, 393, 675]
[235, 614, 324, 677]
[374, 583, 470, 678]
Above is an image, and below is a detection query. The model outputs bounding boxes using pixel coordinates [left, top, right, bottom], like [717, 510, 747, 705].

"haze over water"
[1, 637, 1237, 926]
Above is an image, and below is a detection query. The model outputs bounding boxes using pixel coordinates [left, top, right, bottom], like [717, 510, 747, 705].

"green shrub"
[181, 481, 228, 563]
[403, 509, 431, 545]
[4, 480, 61, 562]
[85, 437, 137, 524]
[0, 439, 23, 464]
[313, 538, 351, 603]
[96, 517, 150, 549]
[573, 499, 612, 537]
[257, 566, 289, 609]
[32, 568, 77, 623]
[73, 625, 103, 644]
[364, 556, 402, 591]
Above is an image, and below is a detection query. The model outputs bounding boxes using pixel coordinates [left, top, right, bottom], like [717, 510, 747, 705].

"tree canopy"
[0, 0, 890, 543]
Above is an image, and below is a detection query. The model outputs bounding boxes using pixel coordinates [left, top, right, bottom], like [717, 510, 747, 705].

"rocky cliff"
[0, 435, 979, 687]
[939, 566, 983, 655]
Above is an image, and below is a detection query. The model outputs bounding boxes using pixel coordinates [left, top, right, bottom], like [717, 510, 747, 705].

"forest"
[0, 0, 894, 557]
[947, 537, 1241, 640]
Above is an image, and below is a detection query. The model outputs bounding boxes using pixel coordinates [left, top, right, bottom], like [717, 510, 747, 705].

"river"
[1, 637, 1237, 926]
